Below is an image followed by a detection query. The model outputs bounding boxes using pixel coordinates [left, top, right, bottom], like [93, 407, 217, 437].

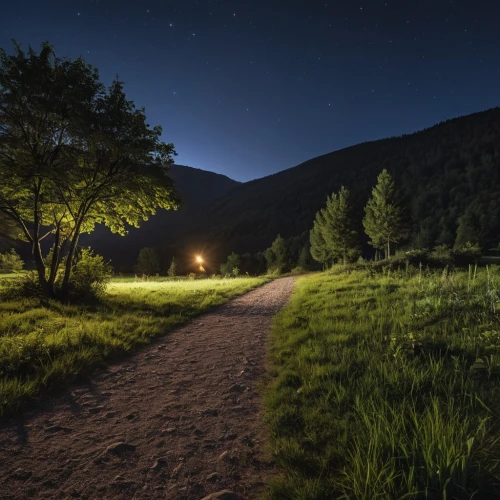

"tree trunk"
[32, 184, 54, 298]
[32, 237, 52, 298]
[343, 248, 346, 267]
[387, 238, 391, 260]
[48, 227, 61, 294]
[61, 223, 82, 297]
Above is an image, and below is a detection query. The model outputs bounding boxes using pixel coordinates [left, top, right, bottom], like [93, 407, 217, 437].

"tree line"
[310, 169, 406, 266]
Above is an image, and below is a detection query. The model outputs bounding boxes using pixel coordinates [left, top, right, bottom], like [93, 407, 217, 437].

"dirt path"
[0, 277, 295, 500]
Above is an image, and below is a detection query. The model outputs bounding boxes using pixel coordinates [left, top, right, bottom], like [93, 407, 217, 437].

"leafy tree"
[137, 247, 161, 275]
[0, 213, 21, 251]
[167, 257, 177, 277]
[363, 169, 407, 259]
[0, 249, 24, 273]
[220, 252, 241, 277]
[265, 234, 288, 274]
[0, 42, 180, 298]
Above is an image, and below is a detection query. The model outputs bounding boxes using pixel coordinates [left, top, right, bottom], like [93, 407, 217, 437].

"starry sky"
[1, 1, 499, 182]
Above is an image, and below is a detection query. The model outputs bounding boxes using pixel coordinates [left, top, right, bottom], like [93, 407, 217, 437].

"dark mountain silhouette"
[176, 107, 500, 266]
[8, 108, 500, 272]
[82, 164, 240, 271]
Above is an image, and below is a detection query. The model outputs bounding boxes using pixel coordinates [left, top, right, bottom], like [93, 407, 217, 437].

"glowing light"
[196, 255, 203, 264]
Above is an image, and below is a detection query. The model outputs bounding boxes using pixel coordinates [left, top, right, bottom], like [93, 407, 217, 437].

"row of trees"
[219, 233, 312, 277]
[136, 247, 177, 277]
[0, 42, 180, 298]
[310, 169, 406, 266]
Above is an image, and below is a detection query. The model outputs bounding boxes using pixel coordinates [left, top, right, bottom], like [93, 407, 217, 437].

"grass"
[264, 265, 500, 499]
[0, 276, 267, 416]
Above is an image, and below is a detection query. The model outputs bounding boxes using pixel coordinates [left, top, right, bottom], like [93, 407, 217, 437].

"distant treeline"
[176, 108, 500, 266]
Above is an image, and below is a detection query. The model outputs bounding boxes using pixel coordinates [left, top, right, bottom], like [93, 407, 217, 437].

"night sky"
[1, 1, 499, 182]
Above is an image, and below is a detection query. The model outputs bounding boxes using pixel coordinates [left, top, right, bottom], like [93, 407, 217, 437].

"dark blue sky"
[1, 1, 499, 181]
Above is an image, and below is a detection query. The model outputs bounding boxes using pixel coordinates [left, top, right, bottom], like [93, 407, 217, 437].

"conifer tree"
[310, 186, 358, 266]
[363, 169, 407, 259]
[265, 234, 288, 273]
[167, 257, 177, 277]
[323, 186, 358, 265]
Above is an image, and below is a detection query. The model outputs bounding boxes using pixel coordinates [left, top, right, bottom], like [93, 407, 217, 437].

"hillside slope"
[83, 164, 239, 270]
[180, 107, 500, 262]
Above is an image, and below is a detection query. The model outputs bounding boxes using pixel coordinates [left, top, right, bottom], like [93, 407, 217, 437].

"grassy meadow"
[264, 265, 500, 499]
[0, 275, 267, 416]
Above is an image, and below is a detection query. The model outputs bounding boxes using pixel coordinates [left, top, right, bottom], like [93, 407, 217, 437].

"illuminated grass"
[0, 277, 267, 415]
[264, 266, 500, 499]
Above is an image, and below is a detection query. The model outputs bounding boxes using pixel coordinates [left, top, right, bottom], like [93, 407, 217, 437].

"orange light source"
[196, 255, 203, 264]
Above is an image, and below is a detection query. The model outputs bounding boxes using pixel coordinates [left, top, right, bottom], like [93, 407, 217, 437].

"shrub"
[220, 252, 241, 277]
[167, 257, 177, 278]
[0, 249, 24, 273]
[452, 242, 482, 267]
[3, 271, 43, 299]
[430, 244, 453, 266]
[67, 248, 112, 300]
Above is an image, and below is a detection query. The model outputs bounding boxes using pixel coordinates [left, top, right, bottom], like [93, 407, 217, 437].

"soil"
[0, 277, 296, 500]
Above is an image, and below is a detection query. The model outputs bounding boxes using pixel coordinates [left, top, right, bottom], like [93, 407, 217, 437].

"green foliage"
[0, 213, 22, 251]
[0, 249, 23, 273]
[363, 169, 407, 258]
[167, 257, 177, 278]
[0, 276, 267, 415]
[137, 247, 161, 276]
[0, 41, 180, 298]
[430, 244, 453, 265]
[172, 110, 500, 264]
[264, 267, 500, 499]
[297, 243, 312, 269]
[68, 248, 112, 300]
[220, 252, 241, 277]
[265, 235, 288, 274]
[453, 241, 482, 266]
[310, 186, 358, 266]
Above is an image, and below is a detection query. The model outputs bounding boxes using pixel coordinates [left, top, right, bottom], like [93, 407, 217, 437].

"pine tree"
[310, 211, 332, 266]
[323, 186, 358, 265]
[363, 169, 407, 259]
[310, 186, 358, 266]
[265, 234, 288, 274]
[167, 257, 177, 277]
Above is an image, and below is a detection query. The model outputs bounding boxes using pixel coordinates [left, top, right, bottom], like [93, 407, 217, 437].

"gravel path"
[0, 277, 296, 500]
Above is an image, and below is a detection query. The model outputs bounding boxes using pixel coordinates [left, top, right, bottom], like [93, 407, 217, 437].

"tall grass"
[264, 265, 500, 499]
[0, 277, 267, 415]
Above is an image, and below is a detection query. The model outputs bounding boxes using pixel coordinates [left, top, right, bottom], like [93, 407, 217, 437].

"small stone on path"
[106, 442, 136, 456]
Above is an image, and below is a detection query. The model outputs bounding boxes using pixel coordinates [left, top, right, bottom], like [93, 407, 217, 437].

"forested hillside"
[180, 107, 500, 262]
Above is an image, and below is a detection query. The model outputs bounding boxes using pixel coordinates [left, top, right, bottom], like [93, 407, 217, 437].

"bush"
[3, 271, 43, 299]
[0, 249, 24, 273]
[220, 252, 241, 277]
[67, 248, 112, 300]
[167, 257, 177, 278]
[430, 244, 453, 266]
[452, 242, 482, 267]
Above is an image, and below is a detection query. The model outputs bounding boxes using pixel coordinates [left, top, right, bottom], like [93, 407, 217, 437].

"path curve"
[0, 277, 296, 500]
